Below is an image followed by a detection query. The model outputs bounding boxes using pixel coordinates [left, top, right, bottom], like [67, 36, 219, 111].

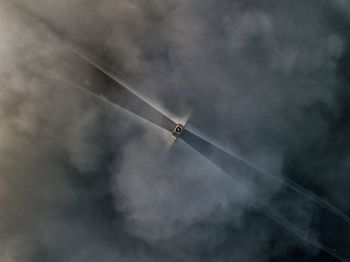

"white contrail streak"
[43, 72, 171, 134]
[182, 140, 349, 262]
[69, 46, 179, 123]
[259, 202, 348, 262]
[188, 127, 350, 226]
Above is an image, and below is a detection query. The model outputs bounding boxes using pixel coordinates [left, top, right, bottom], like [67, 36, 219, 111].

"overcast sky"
[0, 1, 350, 261]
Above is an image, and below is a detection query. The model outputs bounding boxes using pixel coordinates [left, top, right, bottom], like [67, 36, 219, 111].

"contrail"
[259, 202, 349, 262]
[69, 46, 178, 124]
[181, 138, 349, 262]
[187, 127, 350, 226]
[40, 71, 172, 134]
[11, 3, 179, 131]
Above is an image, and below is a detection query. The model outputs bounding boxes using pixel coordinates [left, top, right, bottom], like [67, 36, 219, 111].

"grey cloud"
[0, 0, 350, 261]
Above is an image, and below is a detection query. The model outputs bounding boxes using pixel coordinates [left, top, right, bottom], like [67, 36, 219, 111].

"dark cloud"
[0, 0, 350, 261]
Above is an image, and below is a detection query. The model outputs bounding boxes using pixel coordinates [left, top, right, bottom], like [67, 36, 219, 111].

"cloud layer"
[0, 0, 350, 261]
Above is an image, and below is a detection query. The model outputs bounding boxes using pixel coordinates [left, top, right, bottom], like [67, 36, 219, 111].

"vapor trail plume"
[188, 127, 350, 225]
[259, 202, 348, 262]
[70, 48, 173, 118]
[39, 71, 170, 135]
[184, 137, 350, 262]
[182, 129, 350, 261]
[11, 3, 178, 131]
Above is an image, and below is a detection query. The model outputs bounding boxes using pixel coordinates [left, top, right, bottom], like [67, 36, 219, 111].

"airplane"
[13, 6, 350, 262]
[172, 124, 185, 137]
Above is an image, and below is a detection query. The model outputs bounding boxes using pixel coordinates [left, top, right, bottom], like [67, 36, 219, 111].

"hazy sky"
[0, 1, 350, 261]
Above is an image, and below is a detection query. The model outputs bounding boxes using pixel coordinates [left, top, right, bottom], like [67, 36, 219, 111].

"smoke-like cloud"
[0, 0, 350, 261]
